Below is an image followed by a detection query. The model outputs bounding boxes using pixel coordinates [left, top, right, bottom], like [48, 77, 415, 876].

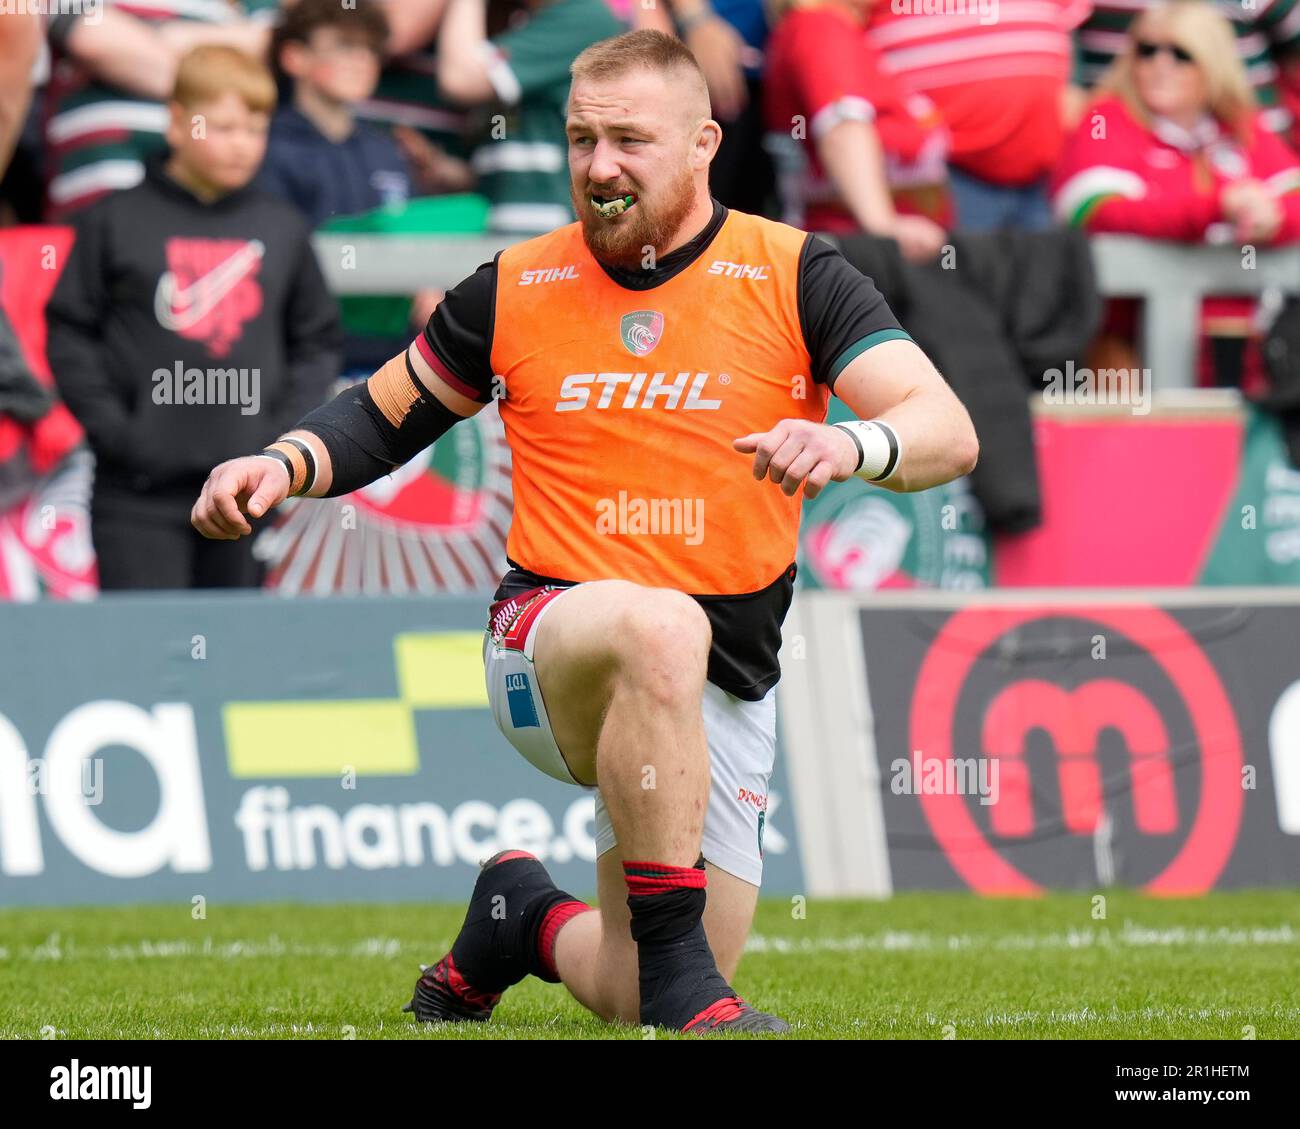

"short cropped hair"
[570, 29, 710, 117]
[172, 45, 277, 114]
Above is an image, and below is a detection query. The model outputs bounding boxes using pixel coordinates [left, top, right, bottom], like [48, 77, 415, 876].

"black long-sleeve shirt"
[46, 158, 342, 505]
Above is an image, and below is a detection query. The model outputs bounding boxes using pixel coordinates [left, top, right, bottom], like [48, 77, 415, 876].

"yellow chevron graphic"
[224, 631, 487, 778]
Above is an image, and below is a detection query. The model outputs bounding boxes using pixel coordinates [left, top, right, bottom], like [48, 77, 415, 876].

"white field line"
[0, 934, 413, 962]
[866, 1005, 1300, 1030]
[0, 921, 1296, 963]
[744, 923, 1300, 954]
[1, 1023, 412, 1040]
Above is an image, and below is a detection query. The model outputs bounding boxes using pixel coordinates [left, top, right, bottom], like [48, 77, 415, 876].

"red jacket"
[867, 0, 1089, 186]
[1051, 94, 1300, 241]
[1052, 94, 1300, 389]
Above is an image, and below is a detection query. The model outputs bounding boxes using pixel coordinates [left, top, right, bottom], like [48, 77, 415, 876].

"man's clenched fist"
[191, 456, 291, 540]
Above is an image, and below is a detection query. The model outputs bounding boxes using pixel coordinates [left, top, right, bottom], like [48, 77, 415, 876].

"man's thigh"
[528, 583, 624, 785]
[529, 578, 704, 785]
[484, 580, 629, 788]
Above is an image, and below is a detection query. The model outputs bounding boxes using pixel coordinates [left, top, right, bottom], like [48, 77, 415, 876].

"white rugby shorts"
[483, 583, 776, 886]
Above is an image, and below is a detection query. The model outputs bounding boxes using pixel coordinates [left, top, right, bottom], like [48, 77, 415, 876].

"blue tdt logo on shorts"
[506, 672, 540, 729]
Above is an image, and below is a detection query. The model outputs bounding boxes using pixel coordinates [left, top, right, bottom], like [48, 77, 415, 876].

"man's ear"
[694, 119, 723, 169]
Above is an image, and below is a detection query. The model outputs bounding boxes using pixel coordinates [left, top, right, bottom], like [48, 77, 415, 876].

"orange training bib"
[491, 210, 827, 596]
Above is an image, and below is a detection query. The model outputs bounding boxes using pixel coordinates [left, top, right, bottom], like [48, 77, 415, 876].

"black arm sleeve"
[294, 358, 467, 498]
[797, 234, 911, 393]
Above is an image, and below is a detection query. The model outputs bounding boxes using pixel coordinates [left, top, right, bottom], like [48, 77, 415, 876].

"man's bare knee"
[610, 588, 711, 704]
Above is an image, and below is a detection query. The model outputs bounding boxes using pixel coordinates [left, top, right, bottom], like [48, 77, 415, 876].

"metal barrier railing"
[1086, 235, 1300, 390]
[311, 232, 1300, 391]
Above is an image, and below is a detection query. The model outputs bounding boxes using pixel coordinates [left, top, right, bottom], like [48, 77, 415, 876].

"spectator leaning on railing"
[1052, 2, 1300, 389]
[259, 0, 451, 381]
[45, 46, 341, 591]
[0, 5, 44, 229]
[763, 0, 949, 261]
[353, 0, 475, 197]
[667, 0, 776, 216]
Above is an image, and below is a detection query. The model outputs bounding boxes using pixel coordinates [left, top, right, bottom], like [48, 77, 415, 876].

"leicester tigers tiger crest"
[620, 310, 664, 357]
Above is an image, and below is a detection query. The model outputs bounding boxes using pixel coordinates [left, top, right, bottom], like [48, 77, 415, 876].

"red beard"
[572, 163, 698, 270]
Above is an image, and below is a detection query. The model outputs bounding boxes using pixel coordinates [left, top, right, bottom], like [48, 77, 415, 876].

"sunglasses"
[1135, 40, 1195, 64]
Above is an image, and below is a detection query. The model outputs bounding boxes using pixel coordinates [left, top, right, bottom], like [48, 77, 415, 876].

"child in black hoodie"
[47, 45, 342, 591]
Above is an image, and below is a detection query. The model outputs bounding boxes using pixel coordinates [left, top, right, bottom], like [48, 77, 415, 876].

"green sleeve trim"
[828, 328, 913, 388]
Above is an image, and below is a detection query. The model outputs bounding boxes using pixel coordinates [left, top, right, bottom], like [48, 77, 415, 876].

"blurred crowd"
[3, 1, 1300, 250]
[3, 0, 1300, 590]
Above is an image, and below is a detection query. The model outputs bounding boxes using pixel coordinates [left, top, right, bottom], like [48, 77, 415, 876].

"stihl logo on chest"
[555, 372, 724, 412]
[707, 260, 771, 280]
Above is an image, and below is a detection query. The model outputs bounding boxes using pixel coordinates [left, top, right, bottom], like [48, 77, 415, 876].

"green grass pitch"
[2, 891, 1297, 1039]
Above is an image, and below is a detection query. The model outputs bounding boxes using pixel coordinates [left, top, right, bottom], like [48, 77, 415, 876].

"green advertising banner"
[0, 593, 805, 906]
[1200, 408, 1300, 585]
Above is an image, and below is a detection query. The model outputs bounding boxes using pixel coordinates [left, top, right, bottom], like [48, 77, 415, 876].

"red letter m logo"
[982, 680, 1177, 838]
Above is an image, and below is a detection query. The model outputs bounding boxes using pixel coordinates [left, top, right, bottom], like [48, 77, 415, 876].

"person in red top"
[867, 0, 1090, 231]
[1052, 1, 1300, 388]
[763, 0, 949, 260]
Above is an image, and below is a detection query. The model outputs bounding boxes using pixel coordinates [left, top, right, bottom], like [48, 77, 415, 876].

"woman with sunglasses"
[1051, 1, 1300, 388]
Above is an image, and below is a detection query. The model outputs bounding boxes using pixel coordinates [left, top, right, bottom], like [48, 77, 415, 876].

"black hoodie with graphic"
[46, 158, 342, 508]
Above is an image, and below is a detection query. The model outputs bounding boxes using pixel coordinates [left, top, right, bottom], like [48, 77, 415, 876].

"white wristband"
[832, 419, 902, 482]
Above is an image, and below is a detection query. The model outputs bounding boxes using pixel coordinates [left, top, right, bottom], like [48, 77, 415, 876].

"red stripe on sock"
[436, 953, 502, 1010]
[623, 859, 708, 896]
[538, 899, 590, 980]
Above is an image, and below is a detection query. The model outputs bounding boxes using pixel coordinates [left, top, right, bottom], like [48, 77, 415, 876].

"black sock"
[450, 853, 588, 992]
[624, 856, 735, 1027]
